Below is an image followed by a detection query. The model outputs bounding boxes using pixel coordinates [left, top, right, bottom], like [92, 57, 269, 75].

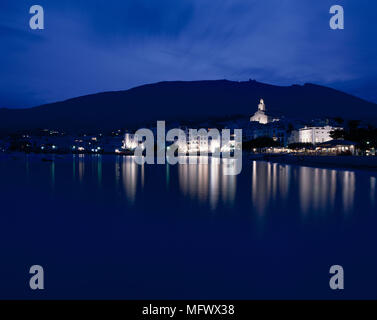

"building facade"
[245, 98, 289, 145]
[122, 133, 142, 150]
[250, 99, 280, 124]
[289, 126, 339, 145]
[245, 122, 289, 146]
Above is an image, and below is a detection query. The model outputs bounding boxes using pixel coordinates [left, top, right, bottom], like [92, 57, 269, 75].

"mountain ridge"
[0, 79, 376, 133]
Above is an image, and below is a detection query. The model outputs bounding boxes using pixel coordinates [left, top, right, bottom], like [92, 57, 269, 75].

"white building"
[122, 133, 143, 150]
[289, 126, 339, 145]
[244, 99, 290, 145]
[176, 129, 221, 154]
[250, 99, 279, 124]
[174, 128, 238, 154]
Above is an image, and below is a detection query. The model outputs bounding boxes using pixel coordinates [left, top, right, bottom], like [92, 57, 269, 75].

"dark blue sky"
[1, 0, 376, 108]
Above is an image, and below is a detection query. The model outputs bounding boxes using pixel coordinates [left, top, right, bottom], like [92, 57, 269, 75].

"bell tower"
[258, 99, 266, 112]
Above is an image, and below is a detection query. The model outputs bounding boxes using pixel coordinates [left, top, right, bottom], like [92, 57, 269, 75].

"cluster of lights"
[72, 146, 102, 153]
[91, 147, 101, 153]
[40, 145, 56, 150]
[72, 146, 85, 152]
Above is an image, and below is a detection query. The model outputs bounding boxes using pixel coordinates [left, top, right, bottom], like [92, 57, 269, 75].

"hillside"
[0, 80, 376, 133]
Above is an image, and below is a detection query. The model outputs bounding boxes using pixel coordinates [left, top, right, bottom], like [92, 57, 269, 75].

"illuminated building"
[250, 99, 280, 124]
[289, 126, 340, 145]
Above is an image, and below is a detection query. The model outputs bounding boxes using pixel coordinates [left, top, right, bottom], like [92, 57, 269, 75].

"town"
[0, 98, 376, 158]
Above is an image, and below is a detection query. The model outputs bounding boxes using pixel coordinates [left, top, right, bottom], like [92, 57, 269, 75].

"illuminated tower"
[250, 98, 269, 124]
[258, 99, 266, 112]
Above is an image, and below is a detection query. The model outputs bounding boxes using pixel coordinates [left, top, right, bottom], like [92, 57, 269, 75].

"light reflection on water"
[251, 161, 357, 216]
[1, 154, 376, 299]
[178, 157, 237, 209]
[113, 156, 144, 203]
[252, 161, 282, 215]
[78, 154, 85, 182]
[371, 177, 376, 206]
[298, 167, 355, 214]
[64, 155, 375, 215]
[176, 159, 363, 215]
[122, 156, 139, 204]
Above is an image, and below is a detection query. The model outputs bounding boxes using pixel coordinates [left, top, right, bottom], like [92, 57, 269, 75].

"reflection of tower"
[258, 99, 266, 111]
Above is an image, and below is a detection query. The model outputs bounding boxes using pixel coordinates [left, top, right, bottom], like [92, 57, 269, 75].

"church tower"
[250, 98, 269, 124]
[258, 99, 266, 112]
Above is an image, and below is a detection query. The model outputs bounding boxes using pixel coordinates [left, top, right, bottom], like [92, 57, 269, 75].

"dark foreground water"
[0, 154, 376, 299]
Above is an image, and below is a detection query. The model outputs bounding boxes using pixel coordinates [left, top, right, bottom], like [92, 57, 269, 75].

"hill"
[0, 80, 376, 133]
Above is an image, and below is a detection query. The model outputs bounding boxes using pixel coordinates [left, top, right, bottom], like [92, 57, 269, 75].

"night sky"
[1, 0, 376, 108]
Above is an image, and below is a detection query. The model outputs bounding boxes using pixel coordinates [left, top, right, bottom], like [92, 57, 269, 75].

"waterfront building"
[176, 128, 222, 154]
[122, 133, 142, 150]
[289, 126, 340, 145]
[315, 140, 356, 155]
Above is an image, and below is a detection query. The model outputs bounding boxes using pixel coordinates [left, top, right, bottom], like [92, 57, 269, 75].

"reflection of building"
[121, 156, 140, 203]
[178, 157, 236, 209]
[250, 99, 280, 124]
[251, 161, 290, 215]
[289, 126, 339, 145]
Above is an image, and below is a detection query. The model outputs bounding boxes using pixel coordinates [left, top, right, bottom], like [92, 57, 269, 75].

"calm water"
[0, 154, 376, 299]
